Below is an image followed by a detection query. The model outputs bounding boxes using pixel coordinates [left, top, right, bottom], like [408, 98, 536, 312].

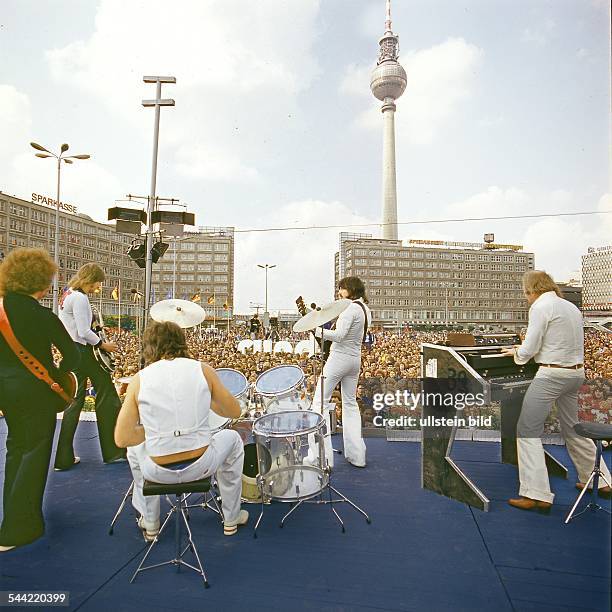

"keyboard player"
[501, 271, 611, 511]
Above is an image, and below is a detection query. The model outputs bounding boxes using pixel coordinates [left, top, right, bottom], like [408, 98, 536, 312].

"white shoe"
[137, 516, 160, 542]
[223, 510, 249, 536]
[0, 545, 16, 552]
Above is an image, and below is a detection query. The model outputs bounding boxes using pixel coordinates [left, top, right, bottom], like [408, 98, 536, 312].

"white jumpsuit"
[312, 299, 371, 467]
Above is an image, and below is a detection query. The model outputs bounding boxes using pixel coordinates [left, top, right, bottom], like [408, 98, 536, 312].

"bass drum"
[230, 419, 270, 503]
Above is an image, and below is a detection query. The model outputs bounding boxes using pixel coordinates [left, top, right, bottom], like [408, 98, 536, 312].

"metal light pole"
[257, 264, 276, 315]
[31, 142, 90, 314]
[142, 75, 175, 323]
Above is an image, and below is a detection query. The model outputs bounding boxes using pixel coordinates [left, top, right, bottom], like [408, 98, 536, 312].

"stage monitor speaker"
[161, 223, 184, 237]
[116, 219, 142, 235]
[108, 206, 147, 224]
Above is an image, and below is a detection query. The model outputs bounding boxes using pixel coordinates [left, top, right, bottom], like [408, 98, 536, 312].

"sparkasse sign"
[32, 192, 78, 215]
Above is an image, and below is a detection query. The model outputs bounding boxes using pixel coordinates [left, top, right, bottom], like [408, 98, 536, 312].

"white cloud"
[341, 38, 483, 144]
[9, 152, 123, 220]
[174, 143, 260, 183]
[521, 19, 556, 46]
[434, 186, 611, 282]
[45, 0, 322, 185]
[234, 200, 376, 312]
[0, 85, 32, 165]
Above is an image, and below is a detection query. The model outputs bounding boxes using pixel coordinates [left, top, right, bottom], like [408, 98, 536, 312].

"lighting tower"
[370, 0, 406, 240]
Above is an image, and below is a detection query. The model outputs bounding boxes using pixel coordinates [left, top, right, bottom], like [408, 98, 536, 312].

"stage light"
[151, 241, 169, 263]
[127, 241, 146, 268]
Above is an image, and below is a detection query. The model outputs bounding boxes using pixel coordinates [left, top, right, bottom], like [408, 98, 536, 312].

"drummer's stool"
[565, 422, 612, 524]
[130, 477, 212, 588]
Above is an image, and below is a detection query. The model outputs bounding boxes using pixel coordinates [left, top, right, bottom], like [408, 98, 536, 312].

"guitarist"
[0, 248, 80, 551]
[54, 263, 126, 470]
[311, 276, 371, 468]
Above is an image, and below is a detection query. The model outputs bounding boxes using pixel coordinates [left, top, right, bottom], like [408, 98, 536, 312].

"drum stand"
[108, 480, 134, 535]
[253, 327, 371, 537]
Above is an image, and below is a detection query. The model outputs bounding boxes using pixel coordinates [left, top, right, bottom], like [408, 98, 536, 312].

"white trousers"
[127, 429, 244, 528]
[516, 369, 611, 503]
[312, 351, 366, 466]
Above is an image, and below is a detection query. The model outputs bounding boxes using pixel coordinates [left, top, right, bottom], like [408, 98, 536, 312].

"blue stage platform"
[1, 420, 610, 611]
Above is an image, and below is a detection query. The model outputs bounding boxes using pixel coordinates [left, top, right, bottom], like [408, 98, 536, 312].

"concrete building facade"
[0, 192, 144, 314]
[150, 226, 234, 320]
[335, 233, 534, 329]
[582, 245, 612, 317]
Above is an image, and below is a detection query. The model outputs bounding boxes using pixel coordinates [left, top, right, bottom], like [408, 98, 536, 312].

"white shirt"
[315, 299, 372, 358]
[138, 358, 212, 456]
[515, 291, 584, 366]
[58, 289, 100, 346]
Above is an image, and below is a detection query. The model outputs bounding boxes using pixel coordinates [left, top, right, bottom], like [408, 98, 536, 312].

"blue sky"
[1, 0, 609, 312]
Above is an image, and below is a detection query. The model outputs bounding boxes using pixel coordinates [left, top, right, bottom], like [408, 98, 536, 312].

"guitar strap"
[0, 298, 73, 403]
[352, 300, 369, 343]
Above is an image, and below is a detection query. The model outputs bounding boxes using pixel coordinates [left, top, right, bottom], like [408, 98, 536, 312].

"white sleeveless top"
[138, 358, 211, 456]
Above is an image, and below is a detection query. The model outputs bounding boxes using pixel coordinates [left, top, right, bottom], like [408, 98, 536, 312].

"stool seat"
[143, 477, 211, 496]
[574, 422, 612, 441]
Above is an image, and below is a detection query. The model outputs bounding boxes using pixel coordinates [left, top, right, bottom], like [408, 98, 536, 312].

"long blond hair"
[69, 263, 105, 291]
[522, 271, 561, 297]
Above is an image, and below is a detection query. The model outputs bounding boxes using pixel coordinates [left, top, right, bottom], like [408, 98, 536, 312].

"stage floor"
[1, 420, 610, 611]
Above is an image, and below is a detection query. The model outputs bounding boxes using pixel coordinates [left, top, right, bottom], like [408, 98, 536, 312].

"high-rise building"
[336, 234, 534, 330]
[0, 192, 144, 315]
[150, 226, 234, 320]
[370, 0, 406, 241]
[582, 245, 612, 317]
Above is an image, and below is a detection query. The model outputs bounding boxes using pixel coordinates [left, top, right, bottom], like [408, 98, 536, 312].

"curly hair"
[338, 276, 368, 303]
[69, 263, 105, 291]
[0, 248, 57, 296]
[142, 321, 192, 365]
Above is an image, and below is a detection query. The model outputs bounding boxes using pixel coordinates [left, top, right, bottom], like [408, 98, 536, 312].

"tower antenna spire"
[370, 0, 406, 241]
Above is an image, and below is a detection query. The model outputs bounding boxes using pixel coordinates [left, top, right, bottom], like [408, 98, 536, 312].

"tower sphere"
[370, 62, 407, 102]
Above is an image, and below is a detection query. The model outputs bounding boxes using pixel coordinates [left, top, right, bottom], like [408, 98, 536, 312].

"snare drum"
[253, 410, 328, 502]
[255, 365, 309, 414]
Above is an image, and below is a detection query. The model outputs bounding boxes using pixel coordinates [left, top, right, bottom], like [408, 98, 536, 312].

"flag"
[59, 286, 70, 309]
[111, 286, 119, 300]
[191, 291, 201, 303]
[207, 295, 215, 305]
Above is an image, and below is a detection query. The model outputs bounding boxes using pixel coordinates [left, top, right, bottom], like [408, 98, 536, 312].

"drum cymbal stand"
[312, 328, 341, 459]
[291, 327, 371, 532]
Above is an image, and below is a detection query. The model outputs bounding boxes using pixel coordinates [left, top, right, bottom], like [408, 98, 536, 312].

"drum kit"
[145, 296, 371, 534]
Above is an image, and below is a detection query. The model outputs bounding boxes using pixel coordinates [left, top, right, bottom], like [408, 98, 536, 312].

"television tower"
[370, 0, 406, 240]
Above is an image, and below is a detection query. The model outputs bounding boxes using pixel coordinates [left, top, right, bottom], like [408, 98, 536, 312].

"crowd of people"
[103, 325, 611, 428]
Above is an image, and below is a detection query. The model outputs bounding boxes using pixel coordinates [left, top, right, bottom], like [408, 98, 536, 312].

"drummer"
[114, 321, 249, 539]
[311, 277, 371, 468]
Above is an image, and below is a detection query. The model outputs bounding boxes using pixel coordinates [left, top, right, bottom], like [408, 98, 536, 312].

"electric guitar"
[91, 305, 116, 374]
[296, 296, 332, 360]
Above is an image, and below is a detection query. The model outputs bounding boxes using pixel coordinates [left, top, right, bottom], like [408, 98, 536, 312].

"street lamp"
[257, 264, 276, 316]
[31, 142, 90, 314]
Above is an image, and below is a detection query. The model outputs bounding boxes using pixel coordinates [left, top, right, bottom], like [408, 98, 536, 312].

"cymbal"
[150, 299, 205, 328]
[293, 299, 351, 333]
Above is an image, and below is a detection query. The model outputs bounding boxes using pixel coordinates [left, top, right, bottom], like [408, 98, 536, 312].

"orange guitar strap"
[0, 297, 72, 403]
